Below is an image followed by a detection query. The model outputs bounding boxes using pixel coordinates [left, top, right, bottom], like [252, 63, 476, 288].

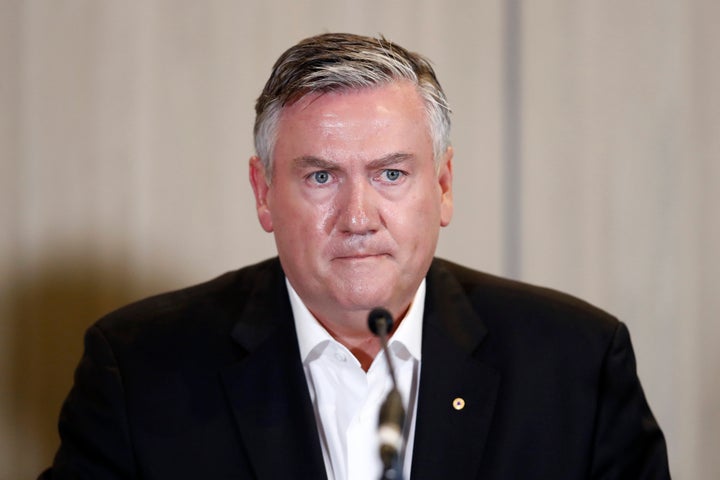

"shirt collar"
[287, 278, 425, 363]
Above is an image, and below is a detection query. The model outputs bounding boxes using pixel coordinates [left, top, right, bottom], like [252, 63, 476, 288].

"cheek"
[272, 192, 338, 239]
[409, 185, 443, 220]
[391, 192, 442, 242]
[387, 204, 430, 240]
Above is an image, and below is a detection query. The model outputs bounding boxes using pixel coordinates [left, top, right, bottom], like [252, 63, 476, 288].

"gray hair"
[253, 33, 452, 178]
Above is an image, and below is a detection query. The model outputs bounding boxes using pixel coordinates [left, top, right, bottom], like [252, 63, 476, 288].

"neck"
[315, 316, 383, 371]
[313, 306, 408, 372]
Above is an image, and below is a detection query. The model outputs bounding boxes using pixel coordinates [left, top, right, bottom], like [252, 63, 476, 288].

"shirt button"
[334, 351, 347, 362]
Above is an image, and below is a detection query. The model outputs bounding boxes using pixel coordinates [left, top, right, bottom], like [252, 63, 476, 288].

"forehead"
[275, 82, 431, 151]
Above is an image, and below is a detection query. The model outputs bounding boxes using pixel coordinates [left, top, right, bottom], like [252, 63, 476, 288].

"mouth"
[333, 252, 389, 261]
[329, 237, 394, 262]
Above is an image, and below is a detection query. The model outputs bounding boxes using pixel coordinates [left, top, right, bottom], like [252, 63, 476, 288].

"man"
[41, 33, 670, 479]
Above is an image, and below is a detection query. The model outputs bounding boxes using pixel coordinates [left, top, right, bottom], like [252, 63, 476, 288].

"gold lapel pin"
[452, 397, 465, 410]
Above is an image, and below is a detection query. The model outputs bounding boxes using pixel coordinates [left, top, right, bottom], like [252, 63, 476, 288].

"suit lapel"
[218, 258, 499, 479]
[220, 264, 327, 479]
[410, 260, 501, 480]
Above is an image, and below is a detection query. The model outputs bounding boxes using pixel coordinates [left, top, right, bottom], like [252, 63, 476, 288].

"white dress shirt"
[288, 279, 424, 480]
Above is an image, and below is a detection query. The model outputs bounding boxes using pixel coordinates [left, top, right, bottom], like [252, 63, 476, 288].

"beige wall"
[1, 1, 717, 478]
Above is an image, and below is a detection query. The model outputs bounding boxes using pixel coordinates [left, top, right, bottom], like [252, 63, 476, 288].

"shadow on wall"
[5, 254, 170, 477]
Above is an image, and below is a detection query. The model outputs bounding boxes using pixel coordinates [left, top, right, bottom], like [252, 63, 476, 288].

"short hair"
[253, 33, 452, 178]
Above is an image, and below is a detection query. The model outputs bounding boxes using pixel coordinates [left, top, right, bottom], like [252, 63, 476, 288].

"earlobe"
[249, 156, 274, 232]
[438, 147, 454, 227]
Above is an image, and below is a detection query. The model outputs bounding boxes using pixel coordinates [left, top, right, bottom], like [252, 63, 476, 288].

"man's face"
[250, 81, 453, 331]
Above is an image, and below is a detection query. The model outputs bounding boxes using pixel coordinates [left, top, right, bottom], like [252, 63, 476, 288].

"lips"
[332, 252, 388, 260]
[327, 236, 394, 260]
[330, 248, 394, 263]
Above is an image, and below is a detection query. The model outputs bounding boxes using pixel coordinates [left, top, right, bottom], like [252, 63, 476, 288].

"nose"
[336, 178, 380, 235]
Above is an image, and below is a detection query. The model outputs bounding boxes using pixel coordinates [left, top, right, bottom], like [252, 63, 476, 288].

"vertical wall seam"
[502, 0, 522, 279]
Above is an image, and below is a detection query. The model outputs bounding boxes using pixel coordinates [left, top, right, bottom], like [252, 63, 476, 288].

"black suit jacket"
[41, 257, 669, 479]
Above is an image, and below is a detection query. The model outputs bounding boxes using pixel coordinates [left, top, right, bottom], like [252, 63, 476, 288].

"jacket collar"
[221, 259, 328, 479]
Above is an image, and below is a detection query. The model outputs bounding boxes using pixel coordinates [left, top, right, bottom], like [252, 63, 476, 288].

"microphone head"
[368, 307, 394, 336]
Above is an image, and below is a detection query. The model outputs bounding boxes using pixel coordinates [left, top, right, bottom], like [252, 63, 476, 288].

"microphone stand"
[368, 308, 406, 480]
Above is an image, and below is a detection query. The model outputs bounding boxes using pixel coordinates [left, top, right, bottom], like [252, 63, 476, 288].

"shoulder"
[426, 260, 669, 477]
[428, 258, 620, 350]
[92, 257, 285, 349]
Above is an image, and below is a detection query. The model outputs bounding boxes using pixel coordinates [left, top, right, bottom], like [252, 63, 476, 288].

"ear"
[249, 156, 274, 232]
[438, 147, 454, 227]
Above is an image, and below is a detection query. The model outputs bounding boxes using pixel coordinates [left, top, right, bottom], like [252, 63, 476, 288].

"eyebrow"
[367, 152, 416, 170]
[292, 152, 416, 171]
[293, 156, 338, 171]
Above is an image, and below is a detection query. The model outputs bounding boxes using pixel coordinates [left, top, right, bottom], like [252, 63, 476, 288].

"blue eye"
[383, 169, 403, 182]
[312, 171, 330, 184]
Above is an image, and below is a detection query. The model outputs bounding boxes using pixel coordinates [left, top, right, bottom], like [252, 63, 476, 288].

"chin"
[333, 284, 396, 311]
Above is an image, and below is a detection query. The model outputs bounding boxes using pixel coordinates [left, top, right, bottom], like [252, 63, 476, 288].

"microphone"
[368, 307, 405, 480]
